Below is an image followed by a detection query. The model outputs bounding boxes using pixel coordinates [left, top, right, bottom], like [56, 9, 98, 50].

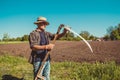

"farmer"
[28, 16, 67, 80]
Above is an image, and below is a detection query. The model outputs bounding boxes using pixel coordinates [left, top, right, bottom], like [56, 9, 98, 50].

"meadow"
[0, 55, 120, 80]
[0, 41, 120, 80]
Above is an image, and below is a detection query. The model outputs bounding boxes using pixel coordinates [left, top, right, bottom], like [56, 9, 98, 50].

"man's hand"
[46, 44, 55, 50]
[63, 28, 69, 34]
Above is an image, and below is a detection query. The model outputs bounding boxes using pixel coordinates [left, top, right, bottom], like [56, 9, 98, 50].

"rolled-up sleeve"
[29, 32, 38, 48]
[47, 32, 55, 40]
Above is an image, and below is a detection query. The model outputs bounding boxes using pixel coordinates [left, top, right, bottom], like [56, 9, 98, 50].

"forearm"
[32, 44, 55, 50]
[32, 45, 46, 50]
[57, 32, 66, 39]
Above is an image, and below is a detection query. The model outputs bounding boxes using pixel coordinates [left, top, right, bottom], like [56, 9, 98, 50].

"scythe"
[63, 26, 93, 53]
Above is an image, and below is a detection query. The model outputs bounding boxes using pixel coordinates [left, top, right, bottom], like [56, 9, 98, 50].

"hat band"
[37, 20, 46, 21]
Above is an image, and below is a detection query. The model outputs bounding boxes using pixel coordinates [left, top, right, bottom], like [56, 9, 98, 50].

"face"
[37, 22, 47, 31]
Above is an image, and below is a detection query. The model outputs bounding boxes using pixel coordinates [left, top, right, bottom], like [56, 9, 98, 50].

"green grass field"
[0, 55, 120, 80]
[0, 41, 28, 44]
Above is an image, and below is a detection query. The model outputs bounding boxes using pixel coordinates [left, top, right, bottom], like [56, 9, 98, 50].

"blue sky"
[0, 0, 120, 39]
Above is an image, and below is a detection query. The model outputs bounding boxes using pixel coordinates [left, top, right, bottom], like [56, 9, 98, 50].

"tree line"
[1, 23, 120, 42]
[103, 23, 120, 40]
[1, 34, 29, 42]
[59, 31, 98, 41]
[0, 31, 98, 42]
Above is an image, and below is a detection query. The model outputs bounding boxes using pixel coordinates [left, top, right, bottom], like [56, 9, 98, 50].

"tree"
[9, 38, 16, 41]
[16, 37, 22, 41]
[21, 35, 29, 41]
[118, 24, 120, 35]
[59, 32, 75, 41]
[89, 35, 97, 40]
[107, 26, 115, 36]
[74, 36, 81, 41]
[66, 32, 74, 40]
[2, 33, 10, 42]
[103, 34, 110, 41]
[79, 31, 90, 40]
[106, 24, 120, 40]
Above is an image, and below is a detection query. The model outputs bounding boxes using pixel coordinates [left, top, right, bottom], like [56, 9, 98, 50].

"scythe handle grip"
[56, 24, 64, 34]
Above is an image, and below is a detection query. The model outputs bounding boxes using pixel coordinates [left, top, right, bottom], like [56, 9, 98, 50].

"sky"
[0, 0, 120, 39]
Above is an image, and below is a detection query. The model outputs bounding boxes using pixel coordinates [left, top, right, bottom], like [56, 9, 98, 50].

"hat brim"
[34, 21, 49, 25]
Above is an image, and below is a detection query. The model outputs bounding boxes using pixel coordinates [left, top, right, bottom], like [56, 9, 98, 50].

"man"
[29, 16, 67, 80]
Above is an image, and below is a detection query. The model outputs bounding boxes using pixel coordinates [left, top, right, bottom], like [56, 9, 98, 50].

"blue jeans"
[33, 60, 50, 80]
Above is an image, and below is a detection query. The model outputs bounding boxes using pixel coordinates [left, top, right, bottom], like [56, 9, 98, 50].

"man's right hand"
[46, 44, 55, 50]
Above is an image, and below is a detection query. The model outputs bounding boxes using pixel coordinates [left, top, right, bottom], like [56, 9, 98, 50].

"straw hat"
[34, 16, 49, 25]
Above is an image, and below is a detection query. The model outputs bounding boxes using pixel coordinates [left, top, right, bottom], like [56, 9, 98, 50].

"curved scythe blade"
[64, 26, 93, 53]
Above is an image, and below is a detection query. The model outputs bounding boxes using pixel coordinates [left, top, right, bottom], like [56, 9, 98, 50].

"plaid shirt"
[28, 29, 54, 63]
